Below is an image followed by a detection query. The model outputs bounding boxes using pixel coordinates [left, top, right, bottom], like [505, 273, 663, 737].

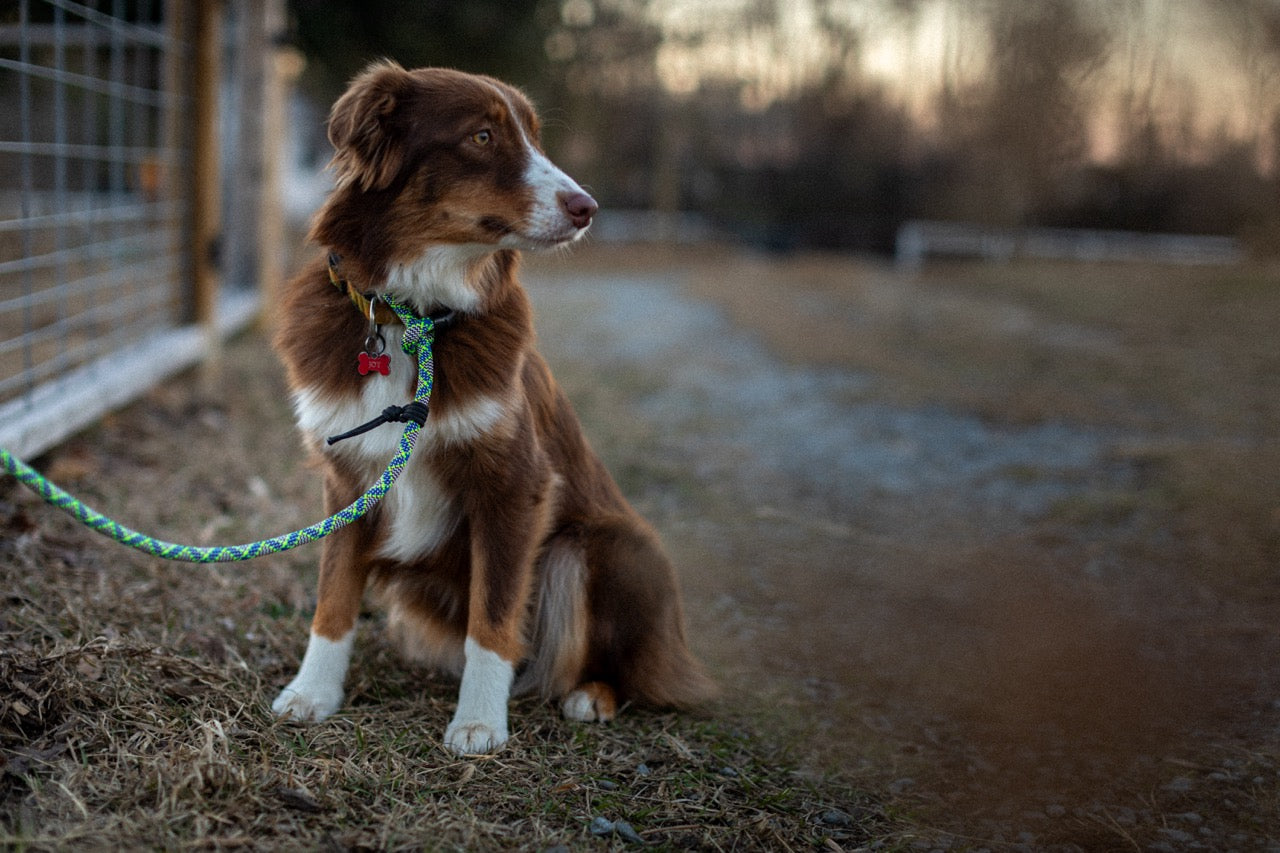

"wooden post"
[191, 0, 221, 329]
[256, 0, 291, 328]
[190, 0, 222, 390]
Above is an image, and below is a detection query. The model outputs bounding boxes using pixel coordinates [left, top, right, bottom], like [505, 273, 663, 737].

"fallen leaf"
[275, 786, 325, 813]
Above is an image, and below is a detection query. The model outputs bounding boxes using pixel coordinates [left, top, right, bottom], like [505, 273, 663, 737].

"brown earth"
[2, 242, 1278, 850]
[526, 245, 1280, 848]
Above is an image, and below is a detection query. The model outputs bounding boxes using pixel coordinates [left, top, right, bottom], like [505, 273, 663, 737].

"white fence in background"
[895, 220, 1245, 269]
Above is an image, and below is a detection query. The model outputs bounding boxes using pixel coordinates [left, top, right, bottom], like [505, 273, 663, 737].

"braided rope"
[0, 295, 434, 563]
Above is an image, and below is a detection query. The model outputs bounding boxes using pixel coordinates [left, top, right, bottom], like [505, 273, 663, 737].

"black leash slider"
[325, 402, 430, 446]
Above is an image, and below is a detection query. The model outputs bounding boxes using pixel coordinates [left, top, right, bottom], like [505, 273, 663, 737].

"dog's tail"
[516, 537, 591, 700]
[600, 516, 718, 709]
[518, 520, 716, 709]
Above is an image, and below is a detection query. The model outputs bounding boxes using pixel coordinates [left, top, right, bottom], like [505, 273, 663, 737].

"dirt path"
[525, 250, 1280, 848]
[5, 245, 1275, 849]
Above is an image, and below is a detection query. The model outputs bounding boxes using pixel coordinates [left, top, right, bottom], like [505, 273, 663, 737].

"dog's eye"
[471, 130, 492, 146]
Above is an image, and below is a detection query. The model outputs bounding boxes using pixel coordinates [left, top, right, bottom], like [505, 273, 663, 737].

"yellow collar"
[327, 253, 400, 325]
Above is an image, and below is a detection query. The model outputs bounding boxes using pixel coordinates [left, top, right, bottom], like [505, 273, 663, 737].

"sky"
[634, 0, 1277, 166]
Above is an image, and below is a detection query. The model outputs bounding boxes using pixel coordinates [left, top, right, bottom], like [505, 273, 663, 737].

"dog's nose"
[560, 191, 598, 229]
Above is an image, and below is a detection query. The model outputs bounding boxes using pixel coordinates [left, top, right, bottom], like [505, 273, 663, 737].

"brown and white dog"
[271, 62, 713, 754]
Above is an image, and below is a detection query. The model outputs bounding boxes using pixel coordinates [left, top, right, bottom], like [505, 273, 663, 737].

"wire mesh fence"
[0, 0, 275, 459]
[0, 0, 179, 407]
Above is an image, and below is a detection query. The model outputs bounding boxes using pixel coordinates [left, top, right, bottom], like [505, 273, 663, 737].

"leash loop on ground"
[0, 294, 433, 564]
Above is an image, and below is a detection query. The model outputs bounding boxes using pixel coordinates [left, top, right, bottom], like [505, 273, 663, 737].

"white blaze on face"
[492, 85, 594, 247]
[526, 149, 589, 237]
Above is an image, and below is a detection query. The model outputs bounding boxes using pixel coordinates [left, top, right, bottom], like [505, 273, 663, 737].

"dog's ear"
[327, 60, 411, 192]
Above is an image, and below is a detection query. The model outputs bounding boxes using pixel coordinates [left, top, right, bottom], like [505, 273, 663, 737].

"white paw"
[272, 630, 354, 722]
[561, 690, 601, 722]
[445, 719, 508, 755]
[561, 684, 617, 723]
[445, 637, 513, 754]
[271, 683, 343, 722]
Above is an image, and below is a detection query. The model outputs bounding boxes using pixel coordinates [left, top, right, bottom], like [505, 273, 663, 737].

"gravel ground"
[530, 270, 1124, 534]
[523, 249, 1280, 849]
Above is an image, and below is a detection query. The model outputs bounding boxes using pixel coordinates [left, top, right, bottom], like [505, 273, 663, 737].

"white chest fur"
[291, 325, 510, 562]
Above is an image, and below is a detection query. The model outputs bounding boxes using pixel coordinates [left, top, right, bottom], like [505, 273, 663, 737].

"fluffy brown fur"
[271, 62, 712, 751]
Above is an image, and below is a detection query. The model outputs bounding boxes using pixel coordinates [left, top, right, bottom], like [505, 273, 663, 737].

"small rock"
[820, 809, 853, 828]
[597, 779, 618, 791]
[613, 821, 645, 845]
[248, 476, 271, 499]
[590, 816, 646, 845]
[635, 763, 651, 777]
[1111, 804, 1141, 824]
[889, 777, 915, 794]
[1158, 827, 1194, 844]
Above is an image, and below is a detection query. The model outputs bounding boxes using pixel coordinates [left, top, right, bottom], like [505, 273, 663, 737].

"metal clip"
[363, 293, 386, 357]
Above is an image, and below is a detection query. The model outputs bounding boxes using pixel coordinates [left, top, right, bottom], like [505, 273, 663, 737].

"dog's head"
[319, 61, 597, 260]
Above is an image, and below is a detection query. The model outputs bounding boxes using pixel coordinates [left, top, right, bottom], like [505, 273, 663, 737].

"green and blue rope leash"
[0, 294, 438, 564]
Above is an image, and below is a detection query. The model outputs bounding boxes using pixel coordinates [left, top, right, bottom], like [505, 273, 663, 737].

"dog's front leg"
[272, 476, 373, 722]
[445, 462, 551, 755]
[446, 634, 517, 754]
[444, 538, 531, 754]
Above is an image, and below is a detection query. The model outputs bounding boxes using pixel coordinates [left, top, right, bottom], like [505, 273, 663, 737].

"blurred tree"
[278, 0, 1280, 253]
[536, 0, 665, 195]
[1206, 0, 1280, 171]
[948, 0, 1111, 225]
[287, 0, 556, 101]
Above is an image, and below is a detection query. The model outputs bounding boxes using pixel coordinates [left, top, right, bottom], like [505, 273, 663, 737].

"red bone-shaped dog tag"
[358, 352, 391, 376]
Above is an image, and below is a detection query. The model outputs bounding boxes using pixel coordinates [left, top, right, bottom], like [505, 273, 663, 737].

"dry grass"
[0, 325, 892, 851]
[0, 627, 882, 849]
